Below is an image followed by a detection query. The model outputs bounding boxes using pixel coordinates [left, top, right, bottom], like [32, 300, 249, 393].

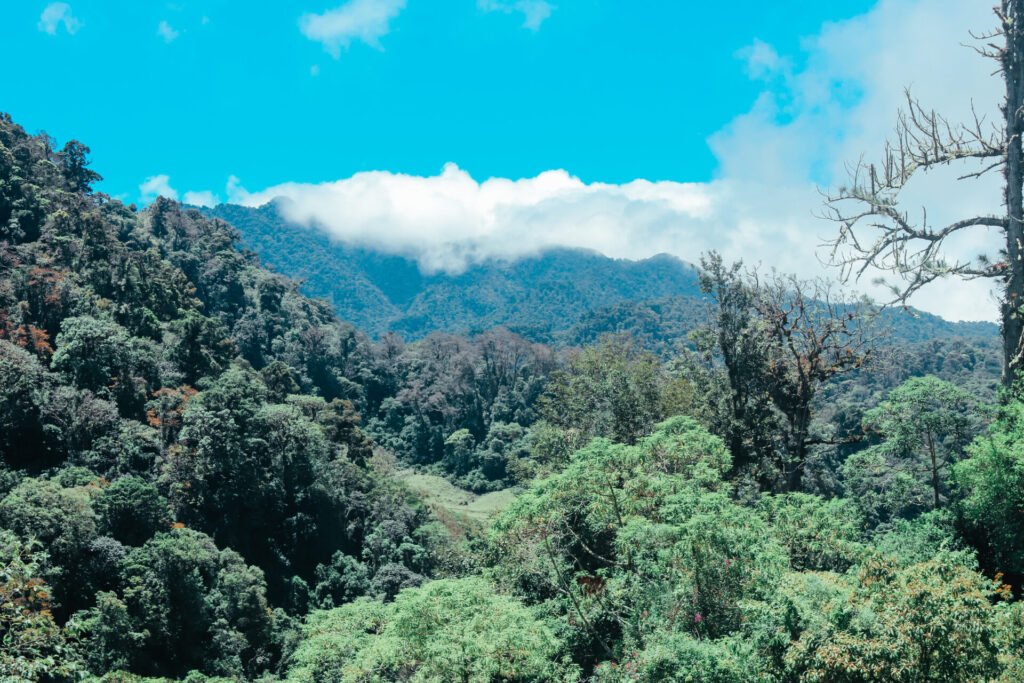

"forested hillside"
[0, 113, 479, 678]
[203, 201, 998, 349]
[203, 202, 705, 340]
[4, 107, 1024, 683]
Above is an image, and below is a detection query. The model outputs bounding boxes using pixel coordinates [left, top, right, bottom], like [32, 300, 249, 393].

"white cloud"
[299, 0, 406, 56]
[141, 177, 222, 207]
[217, 0, 1000, 322]
[479, 0, 554, 30]
[707, 0, 1003, 321]
[736, 39, 790, 81]
[310, 64, 321, 76]
[183, 190, 219, 207]
[38, 3, 81, 35]
[157, 20, 179, 43]
[228, 164, 716, 273]
[139, 175, 178, 202]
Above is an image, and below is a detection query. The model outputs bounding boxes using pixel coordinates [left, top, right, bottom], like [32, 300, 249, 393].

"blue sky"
[1, 1, 1005, 321]
[6, 0, 874, 198]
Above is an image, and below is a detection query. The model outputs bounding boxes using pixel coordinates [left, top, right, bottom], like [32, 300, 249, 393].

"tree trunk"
[1003, 0, 1024, 386]
[927, 431, 940, 510]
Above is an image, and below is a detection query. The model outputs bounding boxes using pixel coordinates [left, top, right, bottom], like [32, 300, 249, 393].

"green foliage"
[0, 113, 451, 678]
[363, 328, 554, 490]
[204, 202, 702, 341]
[843, 376, 978, 523]
[286, 577, 574, 682]
[954, 389, 1024, 582]
[202, 202, 998, 352]
[75, 528, 277, 678]
[1, 110, 1021, 683]
[490, 418, 774, 667]
[591, 633, 754, 683]
[489, 416, 1024, 680]
[756, 493, 866, 572]
[538, 335, 695, 447]
[0, 529, 83, 681]
[0, 476, 99, 615]
[51, 316, 134, 396]
[743, 553, 1008, 682]
[94, 476, 171, 546]
[165, 310, 235, 384]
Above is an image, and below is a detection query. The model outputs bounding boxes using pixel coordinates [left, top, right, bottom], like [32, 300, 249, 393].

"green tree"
[81, 528, 277, 679]
[843, 376, 976, 521]
[286, 578, 572, 682]
[954, 389, 1024, 583]
[0, 476, 99, 615]
[689, 253, 877, 491]
[744, 553, 1008, 682]
[165, 310, 235, 384]
[539, 334, 690, 446]
[94, 476, 172, 546]
[491, 417, 784, 668]
[50, 316, 135, 399]
[56, 140, 102, 193]
[0, 340, 53, 468]
[0, 530, 83, 681]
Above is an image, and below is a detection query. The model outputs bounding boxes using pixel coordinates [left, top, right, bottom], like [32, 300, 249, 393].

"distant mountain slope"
[563, 295, 999, 355]
[203, 202, 702, 339]
[203, 202, 998, 347]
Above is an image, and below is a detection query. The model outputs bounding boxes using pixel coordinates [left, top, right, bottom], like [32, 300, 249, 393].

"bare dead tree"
[824, 2, 1024, 385]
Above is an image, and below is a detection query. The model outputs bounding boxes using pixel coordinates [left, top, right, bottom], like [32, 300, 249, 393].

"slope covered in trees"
[0, 113, 462, 678]
[203, 201, 705, 340]
[203, 201, 998, 350]
[4, 103, 1024, 682]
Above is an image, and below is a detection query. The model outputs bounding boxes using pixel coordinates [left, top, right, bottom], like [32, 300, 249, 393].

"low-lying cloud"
[229, 165, 719, 272]
[140, 175, 220, 207]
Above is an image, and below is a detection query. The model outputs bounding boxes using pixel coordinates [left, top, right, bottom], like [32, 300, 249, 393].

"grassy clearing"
[396, 470, 518, 525]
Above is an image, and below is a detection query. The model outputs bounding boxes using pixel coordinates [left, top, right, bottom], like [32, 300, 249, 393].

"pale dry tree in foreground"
[824, 1, 1024, 385]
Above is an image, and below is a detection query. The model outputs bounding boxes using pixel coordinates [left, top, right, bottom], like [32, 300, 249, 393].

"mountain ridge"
[202, 202, 998, 345]
[203, 201, 704, 339]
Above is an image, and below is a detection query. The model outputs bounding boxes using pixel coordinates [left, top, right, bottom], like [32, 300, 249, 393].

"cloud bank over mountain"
[201, 0, 1004, 321]
[227, 165, 720, 273]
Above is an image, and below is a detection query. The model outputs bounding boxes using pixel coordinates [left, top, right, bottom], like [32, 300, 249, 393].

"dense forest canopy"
[3, 5, 1024, 679]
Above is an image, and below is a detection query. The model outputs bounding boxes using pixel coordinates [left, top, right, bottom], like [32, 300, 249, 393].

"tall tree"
[842, 376, 976, 522]
[825, 3, 1024, 384]
[691, 254, 877, 491]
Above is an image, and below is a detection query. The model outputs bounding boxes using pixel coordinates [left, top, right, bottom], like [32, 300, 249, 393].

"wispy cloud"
[140, 176, 221, 206]
[38, 3, 81, 35]
[479, 0, 554, 30]
[299, 0, 406, 56]
[157, 20, 179, 43]
[140, 175, 179, 202]
[183, 190, 219, 207]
